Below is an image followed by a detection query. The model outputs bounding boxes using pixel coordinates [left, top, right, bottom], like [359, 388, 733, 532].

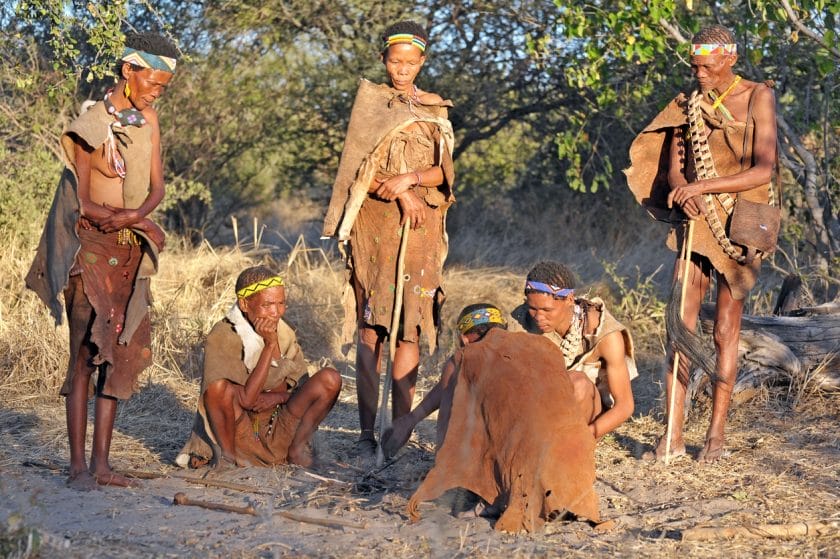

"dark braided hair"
[236, 265, 280, 296]
[525, 261, 576, 298]
[457, 303, 507, 340]
[116, 31, 180, 75]
[125, 31, 180, 59]
[381, 21, 429, 53]
[691, 25, 736, 47]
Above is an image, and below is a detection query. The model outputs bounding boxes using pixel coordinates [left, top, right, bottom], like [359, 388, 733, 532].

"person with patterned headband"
[25, 31, 179, 490]
[403, 302, 601, 532]
[176, 266, 342, 470]
[322, 20, 456, 460]
[625, 24, 778, 462]
[380, 303, 508, 457]
[509, 262, 637, 441]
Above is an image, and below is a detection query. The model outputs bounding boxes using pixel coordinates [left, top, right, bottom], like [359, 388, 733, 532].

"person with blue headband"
[26, 31, 179, 490]
[388, 303, 601, 532]
[510, 261, 637, 441]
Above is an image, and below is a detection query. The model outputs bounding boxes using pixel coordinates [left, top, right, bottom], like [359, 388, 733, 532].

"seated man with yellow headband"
[177, 265, 341, 469]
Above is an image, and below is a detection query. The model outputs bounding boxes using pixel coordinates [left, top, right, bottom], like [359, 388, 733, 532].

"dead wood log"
[173, 492, 258, 516]
[700, 302, 840, 390]
[683, 520, 840, 541]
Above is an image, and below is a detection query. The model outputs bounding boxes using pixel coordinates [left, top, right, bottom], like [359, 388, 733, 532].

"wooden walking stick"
[665, 219, 695, 464]
[376, 220, 411, 466]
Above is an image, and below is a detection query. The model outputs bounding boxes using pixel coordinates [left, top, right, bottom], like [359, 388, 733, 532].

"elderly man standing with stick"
[625, 24, 779, 462]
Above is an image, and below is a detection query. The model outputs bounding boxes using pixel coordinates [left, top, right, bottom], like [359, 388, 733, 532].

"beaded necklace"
[556, 304, 584, 368]
[102, 92, 147, 179]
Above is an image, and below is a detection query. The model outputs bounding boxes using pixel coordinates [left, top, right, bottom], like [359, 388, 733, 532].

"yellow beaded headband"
[236, 276, 284, 299]
[457, 307, 506, 335]
[691, 43, 737, 56]
[384, 33, 427, 53]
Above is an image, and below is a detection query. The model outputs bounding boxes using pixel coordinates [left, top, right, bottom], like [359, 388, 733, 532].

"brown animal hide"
[407, 329, 600, 533]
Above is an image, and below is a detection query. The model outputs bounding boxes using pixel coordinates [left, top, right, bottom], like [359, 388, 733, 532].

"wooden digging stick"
[665, 219, 695, 464]
[376, 220, 411, 466]
[173, 492, 258, 516]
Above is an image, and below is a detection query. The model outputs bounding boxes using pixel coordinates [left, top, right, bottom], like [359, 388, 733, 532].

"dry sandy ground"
[1, 362, 838, 559]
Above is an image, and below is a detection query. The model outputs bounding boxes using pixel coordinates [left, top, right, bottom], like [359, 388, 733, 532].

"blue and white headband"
[525, 280, 573, 298]
[121, 47, 177, 74]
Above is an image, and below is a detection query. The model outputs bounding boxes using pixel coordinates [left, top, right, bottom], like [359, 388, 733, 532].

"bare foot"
[356, 435, 376, 459]
[641, 436, 687, 462]
[92, 469, 141, 488]
[66, 470, 99, 491]
[698, 436, 727, 462]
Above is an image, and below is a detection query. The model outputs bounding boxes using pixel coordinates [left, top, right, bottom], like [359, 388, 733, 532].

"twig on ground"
[174, 474, 276, 495]
[366, 452, 408, 477]
[683, 520, 840, 541]
[300, 470, 351, 485]
[173, 492, 258, 516]
[21, 460, 64, 472]
[120, 469, 169, 480]
[274, 509, 366, 530]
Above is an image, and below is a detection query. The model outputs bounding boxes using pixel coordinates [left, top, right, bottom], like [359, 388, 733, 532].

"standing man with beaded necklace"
[26, 32, 177, 489]
[509, 262, 637, 441]
[626, 25, 778, 461]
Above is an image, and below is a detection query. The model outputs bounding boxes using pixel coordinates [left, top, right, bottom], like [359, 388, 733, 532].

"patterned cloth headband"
[121, 47, 177, 73]
[691, 43, 737, 56]
[384, 33, 427, 53]
[457, 307, 506, 335]
[525, 281, 574, 298]
[237, 276, 285, 299]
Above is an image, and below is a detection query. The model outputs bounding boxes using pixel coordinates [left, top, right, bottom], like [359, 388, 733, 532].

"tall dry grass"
[0, 190, 825, 469]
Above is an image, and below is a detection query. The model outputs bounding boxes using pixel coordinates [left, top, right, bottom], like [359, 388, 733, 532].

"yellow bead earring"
[124, 82, 131, 98]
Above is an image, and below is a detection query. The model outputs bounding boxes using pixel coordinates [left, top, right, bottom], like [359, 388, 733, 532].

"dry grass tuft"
[1, 196, 838, 556]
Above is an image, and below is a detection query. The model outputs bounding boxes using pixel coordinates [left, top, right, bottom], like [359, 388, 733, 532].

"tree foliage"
[1, 0, 837, 277]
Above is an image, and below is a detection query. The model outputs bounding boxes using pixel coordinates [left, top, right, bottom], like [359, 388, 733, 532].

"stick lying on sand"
[173, 492, 257, 515]
[174, 475, 277, 495]
[173, 493, 367, 530]
[274, 510, 366, 530]
[683, 520, 840, 541]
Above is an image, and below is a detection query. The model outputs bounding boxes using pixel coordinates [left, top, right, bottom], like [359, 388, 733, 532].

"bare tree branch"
[777, 113, 837, 266]
[659, 18, 688, 44]
[777, 0, 840, 60]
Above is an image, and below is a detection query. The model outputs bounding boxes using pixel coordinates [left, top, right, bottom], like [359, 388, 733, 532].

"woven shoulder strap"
[686, 90, 746, 263]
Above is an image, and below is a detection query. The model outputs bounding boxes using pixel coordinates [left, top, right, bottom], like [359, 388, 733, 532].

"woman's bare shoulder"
[416, 89, 445, 105]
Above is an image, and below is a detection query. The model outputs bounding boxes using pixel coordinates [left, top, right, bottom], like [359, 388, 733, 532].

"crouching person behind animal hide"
[404, 304, 600, 533]
[176, 266, 342, 469]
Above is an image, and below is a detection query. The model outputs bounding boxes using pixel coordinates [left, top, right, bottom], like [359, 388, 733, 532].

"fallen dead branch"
[174, 474, 277, 495]
[300, 470, 351, 485]
[120, 469, 169, 480]
[683, 520, 840, 541]
[173, 492, 257, 516]
[274, 510, 366, 530]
